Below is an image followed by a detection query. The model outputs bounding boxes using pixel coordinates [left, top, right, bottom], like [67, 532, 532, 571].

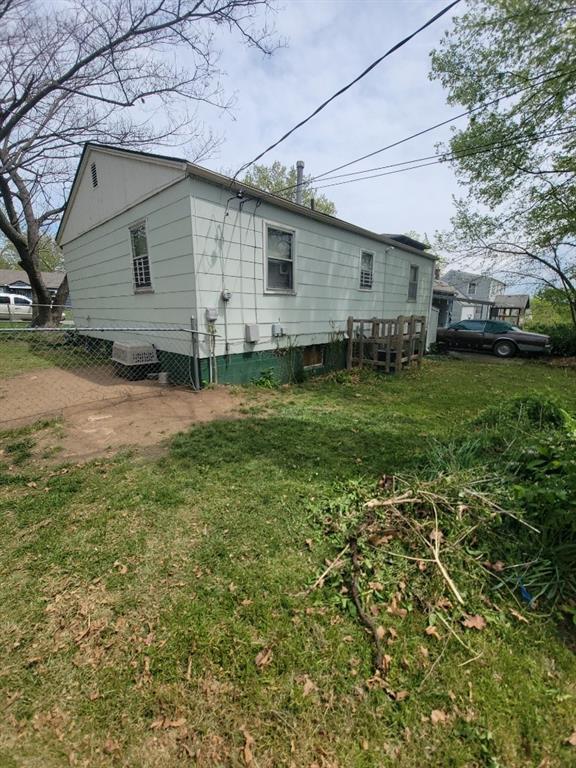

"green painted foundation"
[158, 342, 347, 386]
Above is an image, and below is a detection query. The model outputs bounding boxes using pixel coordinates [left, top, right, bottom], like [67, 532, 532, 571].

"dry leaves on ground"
[565, 730, 576, 747]
[255, 647, 273, 669]
[387, 595, 407, 619]
[425, 625, 441, 640]
[241, 728, 255, 765]
[510, 608, 529, 624]
[462, 614, 486, 631]
[430, 709, 449, 725]
[300, 674, 318, 697]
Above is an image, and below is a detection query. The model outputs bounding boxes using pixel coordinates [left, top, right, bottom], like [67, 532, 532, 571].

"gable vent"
[90, 161, 98, 188]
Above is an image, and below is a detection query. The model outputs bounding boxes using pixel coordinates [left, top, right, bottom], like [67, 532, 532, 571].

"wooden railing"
[346, 315, 427, 373]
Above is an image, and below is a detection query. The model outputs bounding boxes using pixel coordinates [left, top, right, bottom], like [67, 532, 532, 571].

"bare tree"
[0, 0, 275, 325]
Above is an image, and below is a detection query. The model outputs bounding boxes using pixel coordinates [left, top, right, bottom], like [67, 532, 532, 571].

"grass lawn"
[1, 357, 575, 767]
[0, 332, 104, 380]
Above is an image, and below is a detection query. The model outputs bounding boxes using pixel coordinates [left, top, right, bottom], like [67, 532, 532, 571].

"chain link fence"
[0, 313, 210, 427]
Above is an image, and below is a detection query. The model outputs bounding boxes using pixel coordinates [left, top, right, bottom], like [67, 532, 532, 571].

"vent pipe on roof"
[295, 160, 304, 205]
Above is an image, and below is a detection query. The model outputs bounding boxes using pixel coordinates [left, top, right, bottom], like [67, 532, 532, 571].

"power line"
[272, 67, 576, 195]
[310, 126, 576, 191]
[311, 125, 576, 185]
[233, 0, 462, 179]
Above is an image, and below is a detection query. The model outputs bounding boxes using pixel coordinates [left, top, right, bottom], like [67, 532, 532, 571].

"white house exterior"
[57, 144, 436, 384]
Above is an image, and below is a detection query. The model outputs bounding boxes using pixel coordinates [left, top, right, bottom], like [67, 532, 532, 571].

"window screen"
[360, 251, 373, 289]
[266, 226, 294, 291]
[130, 222, 152, 290]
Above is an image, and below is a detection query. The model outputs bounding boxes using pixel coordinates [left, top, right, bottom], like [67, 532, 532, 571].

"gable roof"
[57, 143, 437, 260]
[442, 269, 506, 286]
[493, 294, 531, 309]
[0, 269, 65, 291]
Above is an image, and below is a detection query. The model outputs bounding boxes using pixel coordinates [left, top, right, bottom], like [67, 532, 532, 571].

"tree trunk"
[51, 274, 69, 325]
[18, 244, 56, 326]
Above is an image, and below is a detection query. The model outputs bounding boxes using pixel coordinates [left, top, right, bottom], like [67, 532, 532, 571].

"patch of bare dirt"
[59, 387, 242, 461]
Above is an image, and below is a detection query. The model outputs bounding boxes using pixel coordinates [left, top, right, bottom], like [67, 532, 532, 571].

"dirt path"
[0, 367, 243, 461]
[58, 387, 241, 461]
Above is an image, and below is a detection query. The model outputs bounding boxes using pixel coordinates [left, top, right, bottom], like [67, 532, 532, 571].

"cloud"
[186, 0, 464, 240]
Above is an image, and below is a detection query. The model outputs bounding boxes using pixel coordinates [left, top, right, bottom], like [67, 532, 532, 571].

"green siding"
[157, 341, 347, 386]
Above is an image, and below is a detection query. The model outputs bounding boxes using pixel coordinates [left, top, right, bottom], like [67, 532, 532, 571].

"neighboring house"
[56, 143, 436, 384]
[431, 276, 456, 328]
[440, 270, 507, 324]
[0, 269, 66, 300]
[491, 294, 531, 327]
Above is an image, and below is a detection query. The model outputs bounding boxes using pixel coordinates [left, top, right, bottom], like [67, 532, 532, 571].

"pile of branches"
[310, 472, 537, 675]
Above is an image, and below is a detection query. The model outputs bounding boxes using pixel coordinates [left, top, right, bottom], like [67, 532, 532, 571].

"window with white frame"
[468, 281, 477, 296]
[408, 264, 419, 300]
[265, 225, 294, 292]
[130, 222, 152, 290]
[359, 251, 374, 290]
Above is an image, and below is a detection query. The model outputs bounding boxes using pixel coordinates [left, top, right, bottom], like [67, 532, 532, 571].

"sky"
[193, 0, 463, 243]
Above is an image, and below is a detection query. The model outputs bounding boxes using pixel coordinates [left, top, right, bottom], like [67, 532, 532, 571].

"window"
[359, 251, 374, 290]
[0, 295, 9, 304]
[468, 281, 477, 295]
[14, 296, 31, 305]
[454, 320, 486, 331]
[408, 265, 419, 300]
[130, 222, 152, 290]
[303, 345, 325, 369]
[485, 321, 511, 333]
[90, 162, 98, 188]
[265, 225, 294, 292]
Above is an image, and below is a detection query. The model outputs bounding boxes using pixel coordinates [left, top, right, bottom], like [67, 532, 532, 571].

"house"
[439, 270, 506, 325]
[56, 143, 436, 384]
[0, 269, 66, 300]
[491, 294, 531, 327]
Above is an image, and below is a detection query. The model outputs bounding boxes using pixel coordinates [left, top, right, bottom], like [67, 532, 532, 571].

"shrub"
[528, 322, 576, 356]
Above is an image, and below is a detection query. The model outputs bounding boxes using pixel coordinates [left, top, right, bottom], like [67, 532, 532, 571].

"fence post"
[371, 316, 379, 365]
[346, 316, 354, 370]
[407, 315, 416, 366]
[395, 316, 405, 373]
[418, 315, 427, 366]
[190, 316, 201, 390]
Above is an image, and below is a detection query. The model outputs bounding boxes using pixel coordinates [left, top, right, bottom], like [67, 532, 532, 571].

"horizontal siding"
[64, 174, 433, 362]
[64, 181, 198, 336]
[190, 177, 433, 358]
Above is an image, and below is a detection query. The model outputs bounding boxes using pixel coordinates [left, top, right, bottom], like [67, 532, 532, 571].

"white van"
[0, 293, 33, 321]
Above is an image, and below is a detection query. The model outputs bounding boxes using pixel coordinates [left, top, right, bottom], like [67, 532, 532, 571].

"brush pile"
[312, 395, 576, 676]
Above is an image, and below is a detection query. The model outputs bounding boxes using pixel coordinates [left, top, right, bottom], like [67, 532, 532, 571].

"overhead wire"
[233, 0, 462, 178]
[307, 125, 576, 190]
[271, 67, 576, 196]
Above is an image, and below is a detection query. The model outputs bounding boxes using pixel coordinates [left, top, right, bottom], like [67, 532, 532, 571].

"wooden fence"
[346, 315, 427, 373]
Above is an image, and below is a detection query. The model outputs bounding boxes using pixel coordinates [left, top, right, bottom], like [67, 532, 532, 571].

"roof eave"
[185, 163, 437, 260]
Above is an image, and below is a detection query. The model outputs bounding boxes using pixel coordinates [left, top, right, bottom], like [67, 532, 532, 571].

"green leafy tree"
[0, 235, 64, 272]
[242, 161, 337, 215]
[430, 0, 576, 325]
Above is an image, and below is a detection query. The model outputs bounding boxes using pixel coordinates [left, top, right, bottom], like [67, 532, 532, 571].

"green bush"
[472, 393, 574, 432]
[528, 322, 576, 356]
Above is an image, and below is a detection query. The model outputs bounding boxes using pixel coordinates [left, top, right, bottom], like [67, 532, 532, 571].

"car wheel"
[493, 340, 516, 358]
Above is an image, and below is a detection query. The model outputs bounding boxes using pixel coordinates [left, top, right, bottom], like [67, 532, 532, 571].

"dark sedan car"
[436, 319, 551, 358]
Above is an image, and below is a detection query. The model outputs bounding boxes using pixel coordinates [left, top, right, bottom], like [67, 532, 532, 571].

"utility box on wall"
[245, 324, 260, 344]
